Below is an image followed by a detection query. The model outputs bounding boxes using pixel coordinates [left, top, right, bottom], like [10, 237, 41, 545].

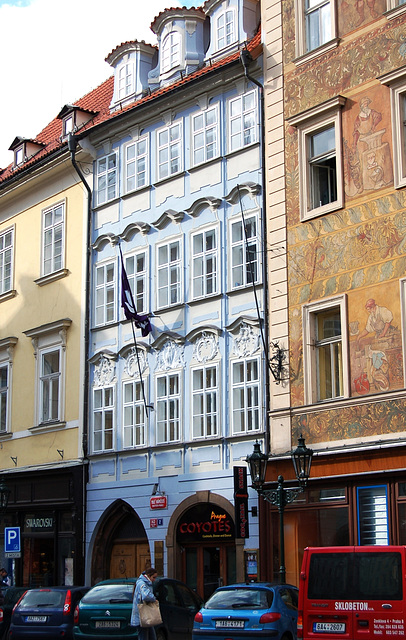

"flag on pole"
[120, 246, 152, 337]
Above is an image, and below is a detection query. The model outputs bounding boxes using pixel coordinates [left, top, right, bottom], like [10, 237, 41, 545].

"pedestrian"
[0, 569, 10, 586]
[130, 567, 159, 640]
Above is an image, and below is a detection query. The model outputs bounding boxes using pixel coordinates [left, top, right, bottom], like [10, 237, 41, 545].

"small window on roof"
[64, 115, 74, 136]
[15, 147, 24, 166]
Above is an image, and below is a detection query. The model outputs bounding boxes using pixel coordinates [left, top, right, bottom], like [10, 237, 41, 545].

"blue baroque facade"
[84, 0, 263, 596]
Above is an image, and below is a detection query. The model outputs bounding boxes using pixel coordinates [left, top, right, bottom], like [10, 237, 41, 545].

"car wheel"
[280, 634, 291, 640]
[156, 628, 166, 640]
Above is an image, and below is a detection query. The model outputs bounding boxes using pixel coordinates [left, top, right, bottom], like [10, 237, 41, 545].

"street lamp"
[246, 435, 313, 584]
[0, 478, 11, 514]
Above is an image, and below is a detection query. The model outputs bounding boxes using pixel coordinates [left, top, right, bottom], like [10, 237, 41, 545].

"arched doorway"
[166, 492, 245, 600]
[90, 500, 150, 584]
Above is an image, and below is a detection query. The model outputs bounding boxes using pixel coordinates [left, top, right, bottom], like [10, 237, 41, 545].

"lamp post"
[246, 435, 313, 584]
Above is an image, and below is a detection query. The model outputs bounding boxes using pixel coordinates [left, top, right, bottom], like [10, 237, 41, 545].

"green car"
[73, 577, 203, 640]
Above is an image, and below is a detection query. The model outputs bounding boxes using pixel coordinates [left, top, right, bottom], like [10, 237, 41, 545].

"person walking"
[130, 567, 159, 640]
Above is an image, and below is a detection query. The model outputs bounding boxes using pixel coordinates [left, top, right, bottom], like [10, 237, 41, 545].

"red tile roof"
[0, 27, 261, 185]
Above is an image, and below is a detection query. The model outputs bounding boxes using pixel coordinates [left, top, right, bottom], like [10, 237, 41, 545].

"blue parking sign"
[4, 527, 20, 553]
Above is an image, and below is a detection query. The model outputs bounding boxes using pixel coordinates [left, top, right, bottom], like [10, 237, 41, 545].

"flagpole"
[119, 243, 152, 417]
[129, 317, 150, 417]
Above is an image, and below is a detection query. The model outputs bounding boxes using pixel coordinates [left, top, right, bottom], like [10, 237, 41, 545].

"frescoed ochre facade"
[261, 0, 406, 584]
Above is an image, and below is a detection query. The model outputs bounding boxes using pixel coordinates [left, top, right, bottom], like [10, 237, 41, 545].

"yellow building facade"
[0, 143, 90, 586]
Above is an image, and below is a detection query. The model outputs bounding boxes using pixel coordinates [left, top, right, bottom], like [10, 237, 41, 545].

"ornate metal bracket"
[258, 475, 303, 512]
[269, 341, 287, 384]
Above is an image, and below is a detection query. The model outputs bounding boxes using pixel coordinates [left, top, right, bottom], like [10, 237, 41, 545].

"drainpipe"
[68, 133, 92, 574]
[240, 49, 270, 456]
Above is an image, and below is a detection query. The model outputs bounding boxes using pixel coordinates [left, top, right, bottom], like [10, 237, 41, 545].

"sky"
[0, 0, 198, 169]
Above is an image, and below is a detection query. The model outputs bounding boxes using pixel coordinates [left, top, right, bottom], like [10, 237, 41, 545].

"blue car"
[193, 583, 298, 640]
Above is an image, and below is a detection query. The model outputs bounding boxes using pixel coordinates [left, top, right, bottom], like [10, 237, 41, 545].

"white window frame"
[216, 9, 236, 51]
[231, 357, 261, 435]
[192, 363, 219, 439]
[123, 250, 148, 317]
[229, 212, 260, 290]
[95, 152, 118, 206]
[288, 96, 345, 221]
[192, 105, 220, 166]
[228, 90, 257, 152]
[191, 225, 219, 299]
[380, 68, 406, 188]
[41, 201, 65, 276]
[161, 31, 181, 73]
[118, 61, 135, 100]
[156, 372, 181, 444]
[386, 0, 406, 18]
[123, 379, 146, 448]
[295, 0, 338, 62]
[125, 136, 149, 192]
[157, 120, 183, 181]
[39, 347, 62, 424]
[95, 260, 116, 326]
[302, 294, 349, 405]
[93, 385, 115, 452]
[0, 337, 16, 434]
[24, 319, 70, 428]
[0, 227, 14, 296]
[156, 238, 182, 309]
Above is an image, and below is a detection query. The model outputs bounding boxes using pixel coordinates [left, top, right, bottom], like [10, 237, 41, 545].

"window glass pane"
[357, 486, 389, 545]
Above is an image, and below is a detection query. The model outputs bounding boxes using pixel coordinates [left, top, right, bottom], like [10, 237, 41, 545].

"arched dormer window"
[118, 61, 135, 99]
[216, 9, 236, 50]
[161, 31, 181, 73]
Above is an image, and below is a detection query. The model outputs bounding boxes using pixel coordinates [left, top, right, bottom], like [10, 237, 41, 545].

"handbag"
[138, 599, 163, 627]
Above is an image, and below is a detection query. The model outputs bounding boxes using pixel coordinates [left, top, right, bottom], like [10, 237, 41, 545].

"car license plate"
[216, 620, 245, 628]
[313, 622, 346, 633]
[25, 616, 47, 622]
[95, 620, 121, 629]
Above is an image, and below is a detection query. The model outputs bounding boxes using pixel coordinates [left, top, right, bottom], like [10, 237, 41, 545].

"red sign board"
[150, 495, 167, 510]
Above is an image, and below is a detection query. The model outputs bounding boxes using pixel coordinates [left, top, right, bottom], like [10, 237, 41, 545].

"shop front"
[259, 446, 406, 586]
[0, 465, 86, 587]
[166, 492, 247, 601]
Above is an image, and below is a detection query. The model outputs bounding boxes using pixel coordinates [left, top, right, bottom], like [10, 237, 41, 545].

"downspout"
[240, 49, 270, 456]
[68, 133, 91, 573]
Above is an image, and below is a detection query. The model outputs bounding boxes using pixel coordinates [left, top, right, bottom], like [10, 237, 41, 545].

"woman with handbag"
[130, 567, 161, 640]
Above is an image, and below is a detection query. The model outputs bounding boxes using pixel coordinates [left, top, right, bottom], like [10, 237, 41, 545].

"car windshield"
[82, 584, 134, 605]
[205, 588, 272, 610]
[19, 590, 65, 608]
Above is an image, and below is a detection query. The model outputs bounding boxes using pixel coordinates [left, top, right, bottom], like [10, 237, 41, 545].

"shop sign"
[177, 503, 235, 543]
[234, 466, 249, 538]
[24, 513, 55, 533]
[150, 495, 167, 510]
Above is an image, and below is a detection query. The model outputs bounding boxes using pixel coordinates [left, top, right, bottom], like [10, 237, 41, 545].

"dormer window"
[64, 115, 74, 136]
[217, 9, 236, 50]
[161, 31, 181, 73]
[15, 146, 24, 166]
[118, 62, 135, 99]
[9, 136, 45, 169]
[57, 105, 96, 140]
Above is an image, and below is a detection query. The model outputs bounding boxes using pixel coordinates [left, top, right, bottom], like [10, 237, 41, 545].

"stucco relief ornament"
[94, 356, 116, 387]
[155, 340, 185, 372]
[193, 332, 218, 363]
[125, 348, 147, 378]
[233, 323, 260, 358]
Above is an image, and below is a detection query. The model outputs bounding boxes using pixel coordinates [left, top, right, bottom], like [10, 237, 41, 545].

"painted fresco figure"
[354, 299, 401, 394]
[357, 298, 394, 342]
[345, 96, 393, 195]
[355, 0, 378, 25]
